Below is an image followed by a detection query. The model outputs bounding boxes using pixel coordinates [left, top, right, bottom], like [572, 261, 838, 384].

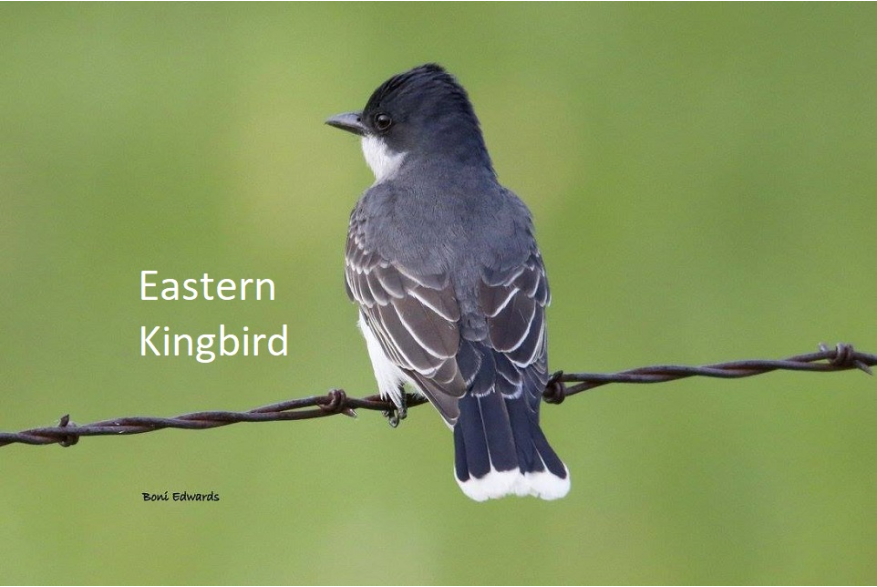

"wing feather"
[478, 251, 551, 396]
[346, 220, 467, 423]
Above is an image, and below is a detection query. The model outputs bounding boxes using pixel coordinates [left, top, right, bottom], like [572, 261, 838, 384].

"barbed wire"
[1, 342, 872, 449]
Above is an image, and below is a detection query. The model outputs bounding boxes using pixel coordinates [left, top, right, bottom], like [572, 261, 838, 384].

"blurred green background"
[2, 3, 875, 584]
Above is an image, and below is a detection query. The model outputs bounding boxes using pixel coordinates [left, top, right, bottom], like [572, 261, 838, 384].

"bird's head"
[326, 63, 492, 182]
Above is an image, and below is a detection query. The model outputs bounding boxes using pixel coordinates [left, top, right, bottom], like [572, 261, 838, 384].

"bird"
[326, 63, 570, 501]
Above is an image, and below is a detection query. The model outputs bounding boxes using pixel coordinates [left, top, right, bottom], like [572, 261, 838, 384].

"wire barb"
[318, 389, 357, 418]
[543, 371, 567, 405]
[57, 414, 79, 447]
[0, 342, 873, 449]
[820, 342, 873, 375]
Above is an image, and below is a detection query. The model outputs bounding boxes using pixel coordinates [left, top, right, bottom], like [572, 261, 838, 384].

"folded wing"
[346, 227, 467, 423]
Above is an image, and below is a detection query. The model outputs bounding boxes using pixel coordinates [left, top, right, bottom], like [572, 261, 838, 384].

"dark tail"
[453, 391, 570, 501]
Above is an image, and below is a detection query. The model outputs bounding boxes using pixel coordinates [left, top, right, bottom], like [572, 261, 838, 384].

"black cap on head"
[328, 63, 492, 170]
[363, 64, 479, 128]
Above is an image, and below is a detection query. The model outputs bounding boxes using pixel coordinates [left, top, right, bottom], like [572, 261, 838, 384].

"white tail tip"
[456, 465, 571, 501]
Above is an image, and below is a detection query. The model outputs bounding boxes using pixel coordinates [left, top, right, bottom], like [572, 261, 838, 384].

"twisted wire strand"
[1, 342, 872, 448]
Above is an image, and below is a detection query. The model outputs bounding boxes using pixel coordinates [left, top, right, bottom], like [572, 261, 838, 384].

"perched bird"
[326, 64, 569, 501]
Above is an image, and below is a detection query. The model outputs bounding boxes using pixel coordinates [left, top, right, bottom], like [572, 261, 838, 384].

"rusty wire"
[1, 342, 872, 449]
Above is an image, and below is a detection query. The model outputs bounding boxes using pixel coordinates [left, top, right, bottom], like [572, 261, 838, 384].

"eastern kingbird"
[326, 64, 570, 501]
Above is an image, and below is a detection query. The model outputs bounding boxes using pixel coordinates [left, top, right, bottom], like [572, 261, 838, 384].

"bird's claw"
[383, 388, 408, 428]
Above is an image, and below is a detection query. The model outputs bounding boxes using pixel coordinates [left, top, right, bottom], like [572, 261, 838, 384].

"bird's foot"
[382, 386, 408, 428]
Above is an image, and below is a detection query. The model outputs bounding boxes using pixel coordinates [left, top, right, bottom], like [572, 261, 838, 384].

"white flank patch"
[456, 464, 571, 502]
[361, 135, 406, 183]
[358, 312, 414, 408]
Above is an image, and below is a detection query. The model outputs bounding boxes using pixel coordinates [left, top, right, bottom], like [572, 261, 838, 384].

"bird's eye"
[374, 113, 393, 131]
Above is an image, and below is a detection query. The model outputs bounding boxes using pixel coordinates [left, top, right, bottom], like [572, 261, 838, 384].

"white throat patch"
[361, 135, 405, 183]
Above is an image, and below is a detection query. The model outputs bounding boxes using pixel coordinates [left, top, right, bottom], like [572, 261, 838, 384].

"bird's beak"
[325, 111, 366, 136]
